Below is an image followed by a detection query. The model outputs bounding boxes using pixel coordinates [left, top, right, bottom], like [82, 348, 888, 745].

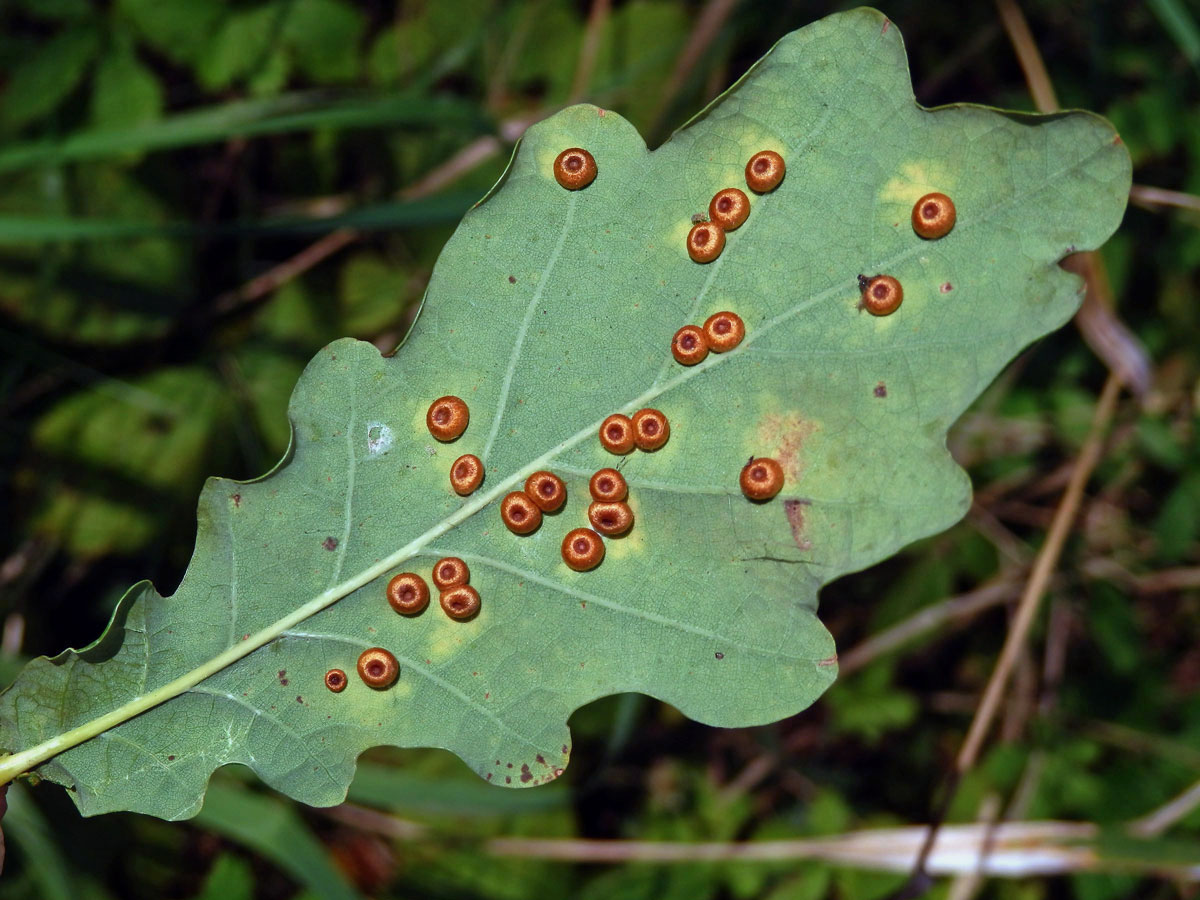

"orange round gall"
[709, 188, 750, 231]
[599, 414, 636, 454]
[912, 192, 956, 239]
[589, 467, 627, 502]
[745, 150, 785, 193]
[862, 275, 903, 316]
[702, 310, 745, 352]
[357, 648, 399, 689]
[325, 668, 347, 693]
[740, 457, 785, 501]
[449, 454, 483, 495]
[561, 528, 605, 571]
[431, 557, 469, 590]
[687, 222, 725, 263]
[588, 501, 634, 536]
[440, 585, 481, 620]
[500, 491, 542, 534]
[553, 147, 597, 190]
[631, 408, 670, 451]
[427, 396, 469, 441]
[524, 470, 566, 513]
[672, 324, 709, 366]
[387, 572, 430, 615]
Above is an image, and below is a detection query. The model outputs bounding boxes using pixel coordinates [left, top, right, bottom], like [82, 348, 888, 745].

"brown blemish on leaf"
[874, 382, 887, 398]
[322, 537, 338, 551]
[520, 764, 533, 783]
[755, 413, 814, 482]
[506, 776, 512, 784]
[231, 493, 241, 507]
[715, 652, 724, 660]
[817, 654, 838, 667]
[486, 773, 493, 780]
[296, 695, 303, 703]
[278, 670, 288, 686]
[536, 754, 546, 765]
[167, 755, 176, 761]
[508, 275, 516, 283]
[784, 499, 814, 551]
[940, 282, 953, 293]
[562, 744, 569, 754]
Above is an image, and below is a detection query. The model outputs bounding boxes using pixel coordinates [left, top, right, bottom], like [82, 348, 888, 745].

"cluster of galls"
[323, 153, 963, 694]
[324, 556, 480, 692]
[687, 150, 785, 264]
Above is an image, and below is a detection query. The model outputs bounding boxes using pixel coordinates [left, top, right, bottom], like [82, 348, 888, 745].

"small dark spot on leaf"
[507, 762, 513, 768]
[231, 493, 241, 507]
[296, 695, 303, 703]
[506, 776, 511, 784]
[167, 755, 176, 761]
[940, 282, 953, 294]
[485, 692, 490, 699]
[563, 745, 569, 754]
[874, 382, 887, 398]
[322, 537, 338, 551]
[715, 652, 724, 659]
[278, 670, 288, 686]
[508, 275, 516, 283]
[536, 754, 546, 765]
[520, 764, 533, 783]
[486, 773, 493, 780]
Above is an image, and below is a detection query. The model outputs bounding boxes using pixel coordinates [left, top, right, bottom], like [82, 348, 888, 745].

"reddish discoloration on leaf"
[874, 382, 888, 398]
[321, 537, 338, 551]
[784, 499, 813, 551]
[817, 655, 838, 667]
[278, 670, 288, 686]
[755, 412, 815, 482]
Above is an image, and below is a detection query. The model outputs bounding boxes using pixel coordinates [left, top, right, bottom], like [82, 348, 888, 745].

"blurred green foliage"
[0, 1, 1197, 898]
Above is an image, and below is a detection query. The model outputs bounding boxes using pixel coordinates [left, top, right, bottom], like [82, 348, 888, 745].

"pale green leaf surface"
[0, 9, 1129, 819]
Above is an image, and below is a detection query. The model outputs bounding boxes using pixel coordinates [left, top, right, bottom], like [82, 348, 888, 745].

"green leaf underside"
[0, 9, 1129, 819]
